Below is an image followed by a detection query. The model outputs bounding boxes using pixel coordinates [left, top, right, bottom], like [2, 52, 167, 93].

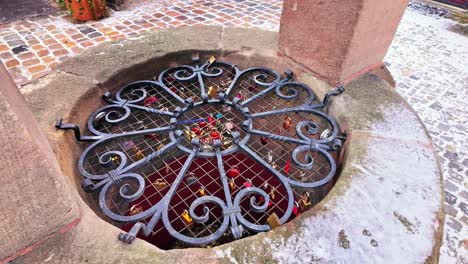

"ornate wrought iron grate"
[56, 56, 345, 249]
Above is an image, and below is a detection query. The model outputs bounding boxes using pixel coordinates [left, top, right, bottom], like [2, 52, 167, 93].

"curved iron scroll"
[56, 56, 345, 247]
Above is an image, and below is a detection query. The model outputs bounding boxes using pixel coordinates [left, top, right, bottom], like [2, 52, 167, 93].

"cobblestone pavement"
[0, 1, 467, 262]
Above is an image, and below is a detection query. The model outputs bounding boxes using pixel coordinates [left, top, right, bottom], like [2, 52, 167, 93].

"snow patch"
[271, 136, 441, 263]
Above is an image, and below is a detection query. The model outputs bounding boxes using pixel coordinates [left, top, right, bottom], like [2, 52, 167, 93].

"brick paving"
[0, 0, 467, 262]
[0, 0, 281, 85]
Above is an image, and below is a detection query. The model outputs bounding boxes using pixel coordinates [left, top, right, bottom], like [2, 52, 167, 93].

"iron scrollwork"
[56, 56, 345, 247]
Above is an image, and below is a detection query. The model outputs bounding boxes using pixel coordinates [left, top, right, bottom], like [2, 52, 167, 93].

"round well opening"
[62, 54, 346, 250]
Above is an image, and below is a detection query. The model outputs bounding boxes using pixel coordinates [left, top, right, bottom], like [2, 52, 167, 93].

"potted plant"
[58, 0, 108, 22]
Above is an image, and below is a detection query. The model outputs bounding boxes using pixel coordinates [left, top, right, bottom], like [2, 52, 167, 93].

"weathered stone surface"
[279, 0, 409, 84]
[0, 64, 78, 260]
[221, 27, 278, 52]
[57, 26, 223, 85]
[16, 26, 443, 263]
[303, 72, 431, 144]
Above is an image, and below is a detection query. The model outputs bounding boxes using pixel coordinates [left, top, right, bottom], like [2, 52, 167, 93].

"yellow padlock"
[153, 179, 168, 191]
[181, 210, 193, 228]
[207, 86, 217, 98]
[207, 56, 216, 66]
[129, 205, 143, 215]
[267, 213, 281, 229]
[165, 162, 171, 174]
[229, 178, 236, 190]
[133, 147, 144, 161]
[198, 186, 206, 196]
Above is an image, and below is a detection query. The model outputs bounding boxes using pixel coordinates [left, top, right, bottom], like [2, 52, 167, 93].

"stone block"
[0, 64, 78, 260]
[279, 0, 409, 84]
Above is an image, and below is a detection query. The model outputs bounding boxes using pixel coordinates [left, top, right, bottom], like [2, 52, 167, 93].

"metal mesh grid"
[71, 57, 343, 250]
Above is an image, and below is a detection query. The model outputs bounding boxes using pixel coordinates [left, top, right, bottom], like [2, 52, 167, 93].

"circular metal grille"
[64, 56, 345, 249]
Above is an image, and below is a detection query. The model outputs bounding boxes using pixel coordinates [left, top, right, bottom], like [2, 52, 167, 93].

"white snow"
[270, 132, 441, 263]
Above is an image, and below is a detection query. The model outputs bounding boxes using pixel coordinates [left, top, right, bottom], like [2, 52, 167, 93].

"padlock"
[134, 147, 144, 161]
[229, 178, 236, 190]
[186, 173, 197, 185]
[302, 192, 312, 206]
[211, 131, 221, 140]
[284, 160, 291, 174]
[225, 122, 234, 131]
[198, 186, 206, 196]
[207, 116, 215, 125]
[236, 92, 243, 100]
[111, 156, 120, 164]
[271, 162, 278, 170]
[199, 120, 207, 128]
[283, 116, 292, 130]
[184, 129, 195, 141]
[261, 136, 268, 145]
[206, 56, 216, 67]
[293, 201, 300, 216]
[266, 151, 273, 163]
[181, 210, 194, 228]
[243, 178, 252, 188]
[227, 167, 240, 178]
[207, 86, 217, 98]
[122, 140, 135, 151]
[153, 179, 168, 191]
[129, 205, 143, 215]
[222, 105, 232, 112]
[165, 162, 171, 174]
[156, 143, 164, 151]
[267, 213, 281, 229]
[269, 186, 276, 200]
[222, 139, 233, 150]
[299, 172, 307, 182]
[143, 96, 158, 107]
[192, 126, 201, 135]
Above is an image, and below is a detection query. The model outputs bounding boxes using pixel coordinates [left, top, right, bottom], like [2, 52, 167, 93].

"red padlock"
[284, 160, 291, 174]
[170, 87, 177, 93]
[292, 206, 299, 216]
[207, 116, 214, 125]
[191, 126, 200, 134]
[261, 136, 268, 145]
[210, 131, 220, 140]
[199, 121, 207, 128]
[227, 168, 240, 178]
[143, 96, 158, 107]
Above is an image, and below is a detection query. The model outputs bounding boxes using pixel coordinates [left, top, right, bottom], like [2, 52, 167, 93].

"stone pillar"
[0, 64, 78, 261]
[279, 0, 409, 84]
